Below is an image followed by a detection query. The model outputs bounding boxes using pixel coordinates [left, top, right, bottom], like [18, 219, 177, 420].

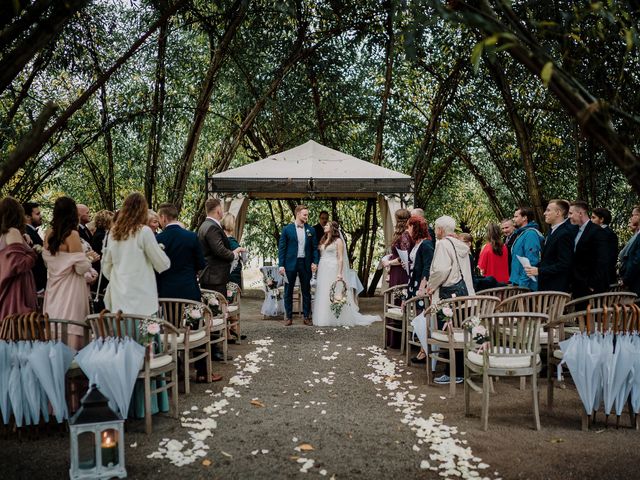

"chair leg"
[206, 341, 212, 384]
[144, 374, 152, 435]
[400, 320, 406, 356]
[547, 367, 554, 410]
[519, 377, 526, 390]
[172, 368, 179, 418]
[223, 331, 228, 364]
[581, 411, 589, 431]
[425, 343, 432, 385]
[449, 347, 456, 397]
[183, 350, 190, 395]
[481, 370, 490, 431]
[531, 373, 540, 431]
[464, 364, 471, 417]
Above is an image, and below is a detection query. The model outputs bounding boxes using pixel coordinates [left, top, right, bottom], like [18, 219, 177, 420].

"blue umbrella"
[560, 332, 603, 415]
[630, 335, 640, 414]
[49, 341, 75, 422]
[108, 337, 144, 417]
[0, 341, 11, 424]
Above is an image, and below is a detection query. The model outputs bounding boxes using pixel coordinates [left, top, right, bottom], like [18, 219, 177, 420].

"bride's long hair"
[320, 221, 341, 247]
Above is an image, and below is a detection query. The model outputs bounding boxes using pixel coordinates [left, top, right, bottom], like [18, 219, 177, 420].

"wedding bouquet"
[139, 317, 161, 346]
[329, 279, 348, 318]
[183, 304, 205, 329]
[461, 315, 490, 350]
[227, 282, 239, 302]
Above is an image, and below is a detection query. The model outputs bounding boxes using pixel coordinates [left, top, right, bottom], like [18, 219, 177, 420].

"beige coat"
[427, 236, 475, 304]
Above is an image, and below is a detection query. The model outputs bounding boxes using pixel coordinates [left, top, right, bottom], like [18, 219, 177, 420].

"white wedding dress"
[312, 241, 380, 327]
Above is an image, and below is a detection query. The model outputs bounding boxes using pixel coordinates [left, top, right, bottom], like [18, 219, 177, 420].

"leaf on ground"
[250, 399, 265, 408]
[290, 455, 300, 461]
[220, 451, 233, 458]
[298, 443, 314, 452]
[550, 438, 565, 443]
[202, 459, 212, 467]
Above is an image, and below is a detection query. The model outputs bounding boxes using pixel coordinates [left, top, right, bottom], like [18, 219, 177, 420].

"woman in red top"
[477, 223, 509, 283]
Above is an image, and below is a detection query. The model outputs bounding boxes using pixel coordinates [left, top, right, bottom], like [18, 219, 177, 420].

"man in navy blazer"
[278, 205, 319, 326]
[619, 205, 640, 296]
[525, 200, 576, 292]
[156, 203, 206, 301]
[591, 207, 619, 286]
[569, 201, 609, 298]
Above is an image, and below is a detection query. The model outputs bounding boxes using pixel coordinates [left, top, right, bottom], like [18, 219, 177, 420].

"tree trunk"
[371, 0, 395, 166]
[306, 59, 327, 144]
[170, 0, 250, 210]
[1, 0, 185, 190]
[575, 122, 588, 202]
[145, 20, 169, 206]
[0, 0, 88, 95]
[412, 59, 464, 206]
[486, 57, 544, 224]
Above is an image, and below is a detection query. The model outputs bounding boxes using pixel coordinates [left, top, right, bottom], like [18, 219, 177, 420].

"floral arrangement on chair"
[428, 299, 454, 330]
[262, 270, 282, 300]
[461, 315, 490, 351]
[329, 279, 348, 318]
[183, 304, 205, 330]
[393, 287, 408, 302]
[226, 282, 240, 302]
[139, 317, 161, 346]
[202, 292, 221, 316]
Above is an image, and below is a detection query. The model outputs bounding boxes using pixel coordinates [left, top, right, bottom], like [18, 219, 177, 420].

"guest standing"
[77, 203, 93, 244]
[0, 197, 38, 321]
[524, 200, 576, 292]
[89, 209, 113, 295]
[23, 201, 47, 293]
[477, 223, 509, 283]
[509, 207, 543, 291]
[619, 205, 640, 296]
[383, 209, 414, 290]
[148, 209, 160, 234]
[42, 197, 95, 349]
[102, 192, 170, 316]
[591, 207, 619, 287]
[313, 210, 329, 245]
[568, 201, 609, 298]
[221, 213, 243, 288]
[101, 192, 171, 418]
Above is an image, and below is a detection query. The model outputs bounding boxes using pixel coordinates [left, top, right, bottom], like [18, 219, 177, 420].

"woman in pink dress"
[43, 197, 97, 350]
[0, 197, 38, 322]
[477, 223, 509, 283]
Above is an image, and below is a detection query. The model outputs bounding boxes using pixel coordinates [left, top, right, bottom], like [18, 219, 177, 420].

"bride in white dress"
[313, 221, 380, 327]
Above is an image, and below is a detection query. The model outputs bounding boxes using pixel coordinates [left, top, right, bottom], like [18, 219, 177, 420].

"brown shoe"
[195, 373, 223, 383]
[211, 374, 223, 382]
[303, 318, 313, 326]
[284, 318, 293, 326]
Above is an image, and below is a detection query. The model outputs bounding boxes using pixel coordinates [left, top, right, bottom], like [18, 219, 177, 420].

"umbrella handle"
[603, 305, 609, 333]
[115, 310, 123, 338]
[586, 304, 592, 334]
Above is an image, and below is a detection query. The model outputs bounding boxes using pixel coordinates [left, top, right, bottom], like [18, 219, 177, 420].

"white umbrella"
[18, 341, 39, 425]
[560, 333, 603, 415]
[109, 337, 144, 417]
[410, 312, 428, 354]
[49, 341, 75, 422]
[629, 335, 640, 414]
[600, 331, 616, 416]
[28, 341, 56, 422]
[589, 333, 605, 415]
[612, 333, 635, 418]
[77, 338, 119, 414]
[8, 342, 24, 427]
[0, 341, 12, 424]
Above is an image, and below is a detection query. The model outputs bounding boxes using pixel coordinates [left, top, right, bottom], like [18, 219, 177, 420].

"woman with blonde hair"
[147, 209, 160, 234]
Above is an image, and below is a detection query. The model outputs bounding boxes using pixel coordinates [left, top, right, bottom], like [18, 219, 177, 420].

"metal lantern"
[69, 384, 127, 479]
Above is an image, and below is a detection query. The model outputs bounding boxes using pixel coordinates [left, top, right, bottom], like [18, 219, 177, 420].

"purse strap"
[445, 237, 464, 280]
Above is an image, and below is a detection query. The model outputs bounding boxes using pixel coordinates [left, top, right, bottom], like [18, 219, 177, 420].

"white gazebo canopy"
[207, 140, 412, 245]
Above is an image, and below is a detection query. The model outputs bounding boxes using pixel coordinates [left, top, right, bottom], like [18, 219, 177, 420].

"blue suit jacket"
[278, 223, 319, 272]
[156, 225, 206, 301]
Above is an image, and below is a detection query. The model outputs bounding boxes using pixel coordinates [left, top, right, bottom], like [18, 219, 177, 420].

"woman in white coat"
[101, 191, 170, 418]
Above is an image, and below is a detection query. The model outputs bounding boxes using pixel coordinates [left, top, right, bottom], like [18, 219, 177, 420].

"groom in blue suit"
[278, 205, 319, 326]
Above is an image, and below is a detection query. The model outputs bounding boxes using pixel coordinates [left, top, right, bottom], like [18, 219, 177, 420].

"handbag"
[438, 238, 468, 300]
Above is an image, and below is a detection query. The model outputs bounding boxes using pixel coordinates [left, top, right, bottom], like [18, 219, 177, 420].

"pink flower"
[189, 308, 202, 319]
[471, 325, 487, 337]
[147, 322, 160, 335]
[441, 306, 453, 318]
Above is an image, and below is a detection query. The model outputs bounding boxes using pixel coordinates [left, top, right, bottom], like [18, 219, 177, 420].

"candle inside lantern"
[101, 431, 118, 467]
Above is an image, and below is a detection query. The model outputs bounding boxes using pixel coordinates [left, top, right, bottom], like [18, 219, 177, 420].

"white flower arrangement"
[139, 317, 161, 345]
[461, 315, 490, 350]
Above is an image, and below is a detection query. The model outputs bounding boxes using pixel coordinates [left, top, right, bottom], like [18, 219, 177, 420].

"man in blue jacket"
[278, 205, 319, 326]
[509, 206, 544, 291]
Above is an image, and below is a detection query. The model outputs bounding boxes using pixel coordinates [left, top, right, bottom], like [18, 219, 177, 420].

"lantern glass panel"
[78, 431, 96, 470]
[101, 429, 119, 467]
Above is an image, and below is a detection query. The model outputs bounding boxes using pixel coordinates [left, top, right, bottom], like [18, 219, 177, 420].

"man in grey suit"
[198, 198, 245, 361]
[198, 198, 244, 296]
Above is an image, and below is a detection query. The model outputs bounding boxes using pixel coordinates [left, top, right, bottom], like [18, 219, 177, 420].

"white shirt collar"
[207, 216, 221, 227]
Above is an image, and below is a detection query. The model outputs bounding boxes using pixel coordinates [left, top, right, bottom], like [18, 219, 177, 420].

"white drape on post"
[222, 195, 250, 241]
